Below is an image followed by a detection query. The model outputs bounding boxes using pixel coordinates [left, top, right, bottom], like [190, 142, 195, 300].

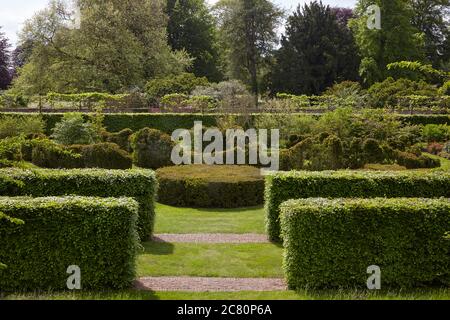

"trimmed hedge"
[280, 198, 450, 289]
[157, 165, 264, 208]
[0, 196, 139, 291]
[266, 170, 450, 241]
[0, 169, 157, 240]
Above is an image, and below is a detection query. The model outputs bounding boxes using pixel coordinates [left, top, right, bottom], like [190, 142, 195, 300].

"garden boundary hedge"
[1, 113, 448, 135]
[0, 196, 139, 291]
[280, 198, 450, 289]
[265, 170, 450, 241]
[0, 168, 157, 240]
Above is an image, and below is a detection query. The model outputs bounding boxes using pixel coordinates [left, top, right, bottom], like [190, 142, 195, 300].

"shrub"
[0, 115, 45, 139]
[70, 143, 133, 169]
[265, 170, 450, 241]
[51, 113, 99, 145]
[145, 73, 209, 102]
[131, 128, 175, 169]
[0, 196, 139, 290]
[160, 93, 189, 111]
[103, 128, 134, 152]
[0, 137, 23, 162]
[422, 124, 450, 142]
[427, 142, 444, 155]
[395, 151, 440, 169]
[280, 198, 450, 289]
[31, 139, 83, 169]
[157, 165, 264, 208]
[0, 168, 157, 240]
[439, 81, 450, 95]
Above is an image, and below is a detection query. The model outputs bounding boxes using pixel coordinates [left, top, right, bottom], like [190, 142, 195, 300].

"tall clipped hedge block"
[280, 198, 450, 289]
[0, 196, 139, 291]
[266, 171, 450, 241]
[0, 168, 158, 240]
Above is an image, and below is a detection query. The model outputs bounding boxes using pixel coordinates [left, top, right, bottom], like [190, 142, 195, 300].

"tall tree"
[215, 0, 283, 99]
[12, 0, 190, 94]
[410, 0, 450, 67]
[351, 0, 425, 85]
[166, 0, 223, 82]
[0, 27, 11, 90]
[269, 2, 360, 95]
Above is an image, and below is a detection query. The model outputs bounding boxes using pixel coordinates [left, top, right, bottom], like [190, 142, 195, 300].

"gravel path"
[152, 234, 269, 244]
[135, 277, 287, 292]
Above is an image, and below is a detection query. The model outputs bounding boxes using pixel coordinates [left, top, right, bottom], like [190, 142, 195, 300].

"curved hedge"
[157, 165, 264, 208]
[281, 198, 450, 289]
[0, 169, 157, 240]
[0, 196, 139, 291]
[266, 170, 450, 241]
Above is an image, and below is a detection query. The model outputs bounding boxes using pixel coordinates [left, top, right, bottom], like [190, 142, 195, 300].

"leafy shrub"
[157, 165, 264, 208]
[281, 198, 450, 289]
[70, 143, 133, 169]
[103, 128, 134, 152]
[51, 113, 99, 145]
[131, 128, 175, 169]
[0, 115, 45, 139]
[0, 93, 29, 108]
[0, 196, 139, 290]
[0, 137, 23, 162]
[265, 171, 450, 241]
[145, 73, 209, 102]
[31, 139, 83, 169]
[439, 81, 450, 95]
[422, 124, 450, 142]
[0, 168, 157, 240]
[427, 142, 444, 155]
[395, 151, 440, 169]
[368, 77, 438, 108]
[160, 93, 189, 111]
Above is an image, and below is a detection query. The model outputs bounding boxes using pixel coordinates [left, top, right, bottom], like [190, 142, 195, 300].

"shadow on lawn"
[142, 241, 175, 256]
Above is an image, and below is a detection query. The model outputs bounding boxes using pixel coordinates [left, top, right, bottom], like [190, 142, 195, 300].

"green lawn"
[424, 153, 450, 170]
[4, 288, 450, 300]
[137, 242, 283, 278]
[155, 204, 266, 234]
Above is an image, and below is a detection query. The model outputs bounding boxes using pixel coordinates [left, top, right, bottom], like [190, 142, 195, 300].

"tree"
[269, 1, 360, 95]
[0, 27, 11, 90]
[215, 0, 283, 99]
[410, 0, 450, 67]
[166, 0, 223, 82]
[351, 0, 425, 86]
[12, 0, 190, 94]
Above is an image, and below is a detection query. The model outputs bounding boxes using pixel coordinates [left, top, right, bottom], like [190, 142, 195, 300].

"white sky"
[0, 0, 357, 47]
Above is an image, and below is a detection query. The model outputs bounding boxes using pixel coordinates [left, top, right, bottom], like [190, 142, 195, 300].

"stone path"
[136, 277, 287, 292]
[152, 234, 269, 244]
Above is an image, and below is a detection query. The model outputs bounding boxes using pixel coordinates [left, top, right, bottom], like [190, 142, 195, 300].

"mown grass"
[155, 204, 266, 234]
[4, 288, 450, 300]
[137, 242, 283, 278]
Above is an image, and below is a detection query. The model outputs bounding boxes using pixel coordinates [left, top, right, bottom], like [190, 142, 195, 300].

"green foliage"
[70, 143, 133, 170]
[440, 81, 450, 95]
[51, 113, 99, 145]
[0, 93, 29, 108]
[145, 73, 209, 102]
[157, 165, 264, 208]
[0, 168, 157, 240]
[0, 115, 45, 139]
[30, 139, 83, 169]
[131, 128, 175, 169]
[102, 128, 134, 152]
[265, 170, 450, 241]
[394, 151, 440, 169]
[0, 196, 139, 290]
[387, 61, 449, 83]
[351, 0, 425, 85]
[0, 137, 24, 162]
[422, 124, 450, 142]
[281, 198, 450, 288]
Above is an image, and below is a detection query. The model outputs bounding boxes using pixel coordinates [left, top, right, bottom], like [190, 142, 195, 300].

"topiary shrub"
[0, 196, 139, 291]
[70, 143, 133, 169]
[0, 168, 157, 241]
[395, 151, 440, 169]
[131, 128, 175, 169]
[265, 170, 450, 241]
[281, 198, 450, 289]
[157, 165, 264, 208]
[31, 139, 83, 169]
[103, 128, 134, 152]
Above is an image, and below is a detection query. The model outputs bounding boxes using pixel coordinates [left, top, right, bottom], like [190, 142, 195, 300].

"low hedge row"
[1, 113, 448, 136]
[0, 168, 158, 240]
[0, 196, 139, 291]
[265, 170, 450, 241]
[280, 198, 450, 289]
[157, 165, 264, 208]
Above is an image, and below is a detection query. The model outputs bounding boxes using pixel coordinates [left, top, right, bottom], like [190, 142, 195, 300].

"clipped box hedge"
[0, 196, 139, 291]
[0, 168, 157, 240]
[266, 170, 450, 241]
[280, 198, 450, 289]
